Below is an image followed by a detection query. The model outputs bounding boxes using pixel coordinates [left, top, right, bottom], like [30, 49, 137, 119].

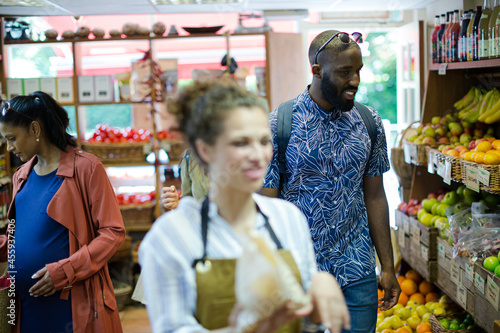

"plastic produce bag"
[471, 202, 500, 229]
[453, 227, 500, 259]
[447, 208, 473, 243]
[234, 230, 310, 331]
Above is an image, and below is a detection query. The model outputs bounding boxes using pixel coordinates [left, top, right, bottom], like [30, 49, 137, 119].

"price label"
[438, 63, 448, 75]
[486, 275, 500, 311]
[437, 161, 445, 179]
[457, 282, 467, 309]
[478, 167, 490, 186]
[428, 150, 435, 174]
[475, 273, 485, 295]
[450, 260, 460, 285]
[421, 246, 429, 261]
[465, 164, 480, 192]
[464, 263, 474, 282]
[395, 210, 402, 228]
[438, 243, 446, 259]
[398, 229, 405, 248]
[409, 145, 418, 163]
[403, 215, 410, 234]
[444, 159, 452, 185]
[411, 223, 421, 244]
[404, 143, 412, 164]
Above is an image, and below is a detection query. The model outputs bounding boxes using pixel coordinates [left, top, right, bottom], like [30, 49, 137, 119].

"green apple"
[422, 198, 439, 213]
[483, 256, 500, 272]
[453, 202, 467, 214]
[437, 203, 451, 217]
[417, 208, 427, 221]
[420, 213, 435, 227]
[441, 191, 459, 206]
[431, 202, 440, 215]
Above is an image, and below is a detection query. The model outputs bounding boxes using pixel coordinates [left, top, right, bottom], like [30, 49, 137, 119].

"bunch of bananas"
[455, 86, 500, 124]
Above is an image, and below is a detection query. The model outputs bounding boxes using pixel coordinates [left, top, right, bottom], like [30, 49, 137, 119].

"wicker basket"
[113, 280, 133, 312]
[429, 314, 481, 333]
[131, 240, 141, 264]
[403, 140, 439, 166]
[159, 140, 186, 163]
[431, 149, 463, 182]
[82, 142, 148, 164]
[391, 126, 415, 189]
[120, 203, 154, 226]
[109, 235, 132, 263]
[460, 159, 500, 194]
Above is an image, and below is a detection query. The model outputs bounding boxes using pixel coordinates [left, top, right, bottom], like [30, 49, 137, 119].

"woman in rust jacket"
[0, 91, 125, 332]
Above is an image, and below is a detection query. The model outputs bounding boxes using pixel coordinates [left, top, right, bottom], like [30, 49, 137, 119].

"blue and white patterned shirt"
[139, 193, 318, 333]
[263, 88, 390, 287]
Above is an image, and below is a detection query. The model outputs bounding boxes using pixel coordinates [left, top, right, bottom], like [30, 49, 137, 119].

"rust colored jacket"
[0, 147, 125, 333]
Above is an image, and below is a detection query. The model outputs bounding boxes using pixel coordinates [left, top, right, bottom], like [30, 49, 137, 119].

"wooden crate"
[409, 250, 437, 282]
[408, 216, 438, 260]
[474, 292, 500, 333]
[437, 265, 457, 300]
[396, 227, 411, 263]
[438, 237, 454, 273]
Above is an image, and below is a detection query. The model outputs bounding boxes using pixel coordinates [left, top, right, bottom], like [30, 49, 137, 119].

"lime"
[439, 318, 450, 329]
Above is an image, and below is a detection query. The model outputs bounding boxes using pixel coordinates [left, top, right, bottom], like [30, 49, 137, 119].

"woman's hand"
[229, 300, 313, 333]
[308, 272, 350, 333]
[29, 266, 56, 297]
[161, 186, 179, 210]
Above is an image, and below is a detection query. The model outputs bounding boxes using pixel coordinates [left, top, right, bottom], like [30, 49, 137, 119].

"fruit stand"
[394, 59, 500, 333]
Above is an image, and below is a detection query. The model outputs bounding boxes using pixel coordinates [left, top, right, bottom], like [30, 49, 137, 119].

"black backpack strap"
[276, 99, 294, 197]
[354, 101, 377, 154]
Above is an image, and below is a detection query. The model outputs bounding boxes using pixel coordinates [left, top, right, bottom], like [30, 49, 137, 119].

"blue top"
[263, 88, 390, 287]
[11, 168, 72, 332]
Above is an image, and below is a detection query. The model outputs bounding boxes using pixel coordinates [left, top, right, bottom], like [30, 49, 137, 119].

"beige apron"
[193, 198, 302, 332]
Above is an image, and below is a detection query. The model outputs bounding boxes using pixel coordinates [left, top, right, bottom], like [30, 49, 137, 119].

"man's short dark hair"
[308, 30, 360, 67]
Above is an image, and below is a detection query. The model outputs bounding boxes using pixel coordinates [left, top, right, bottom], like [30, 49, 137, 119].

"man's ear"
[312, 64, 322, 79]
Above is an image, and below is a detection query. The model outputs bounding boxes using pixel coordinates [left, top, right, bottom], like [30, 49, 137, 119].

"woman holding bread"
[139, 80, 350, 333]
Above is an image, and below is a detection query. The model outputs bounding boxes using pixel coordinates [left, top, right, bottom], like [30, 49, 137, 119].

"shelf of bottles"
[431, 0, 500, 65]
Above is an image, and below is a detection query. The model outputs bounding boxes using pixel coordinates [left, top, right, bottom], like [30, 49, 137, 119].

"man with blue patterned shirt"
[261, 30, 401, 332]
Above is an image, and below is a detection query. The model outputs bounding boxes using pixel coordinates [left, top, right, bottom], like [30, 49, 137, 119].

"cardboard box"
[56, 77, 74, 104]
[6, 78, 23, 99]
[78, 76, 95, 103]
[23, 78, 40, 95]
[94, 75, 113, 102]
[40, 78, 57, 99]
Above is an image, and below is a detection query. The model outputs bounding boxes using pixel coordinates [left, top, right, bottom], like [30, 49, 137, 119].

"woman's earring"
[36, 138, 39, 142]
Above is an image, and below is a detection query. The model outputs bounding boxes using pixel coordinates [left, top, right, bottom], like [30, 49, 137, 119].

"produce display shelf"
[429, 59, 500, 71]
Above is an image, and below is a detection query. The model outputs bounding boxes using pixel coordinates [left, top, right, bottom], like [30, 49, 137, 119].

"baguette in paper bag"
[234, 230, 310, 330]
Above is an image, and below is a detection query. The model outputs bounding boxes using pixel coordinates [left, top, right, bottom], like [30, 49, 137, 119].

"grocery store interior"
[3, 0, 500, 332]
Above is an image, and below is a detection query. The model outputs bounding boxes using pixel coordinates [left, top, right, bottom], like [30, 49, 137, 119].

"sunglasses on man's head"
[314, 32, 363, 65]
[0, 100, 35, 121]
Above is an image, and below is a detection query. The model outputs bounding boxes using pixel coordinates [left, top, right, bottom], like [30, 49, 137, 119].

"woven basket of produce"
[429, 313, 481, 332]
[403, 140, 439, 166]
[159, 140, 185, 163]
[391, 125, 415, 189]
[109, 235, 132, 263]
[82, 142, 148, 164]
[120, 203, 154, 226]
[460, 159, 500, 194]
[112, 280, 133, 312]
[432, 149, 462, 182]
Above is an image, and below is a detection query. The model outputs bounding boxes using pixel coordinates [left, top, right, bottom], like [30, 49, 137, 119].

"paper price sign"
[444, 160, 452, 185]
[428, 150, 435, 174]
[457, 283, 467, 309]
[450, 260, 460, 285]
[403, 215, 410, 234]
[478, 167, 490, 186]
[395, 211, 402, 227]
[421, 246, 429, 261]
[438, 63, 448, 75]
[486, 275, 500, 311]
[438, 243, 445, 259]
[411, 223, 420, 244]
[465, 165, 480, 192]
[475, 273, 485, 295]
[464, 263, 474, 282]
[398, 229, 405, 248]
[404, 144, 412, 164]
[437, 161, 446, 179]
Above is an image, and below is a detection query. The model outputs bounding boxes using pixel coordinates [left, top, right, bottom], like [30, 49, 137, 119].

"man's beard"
[320, 75, 355, 112]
